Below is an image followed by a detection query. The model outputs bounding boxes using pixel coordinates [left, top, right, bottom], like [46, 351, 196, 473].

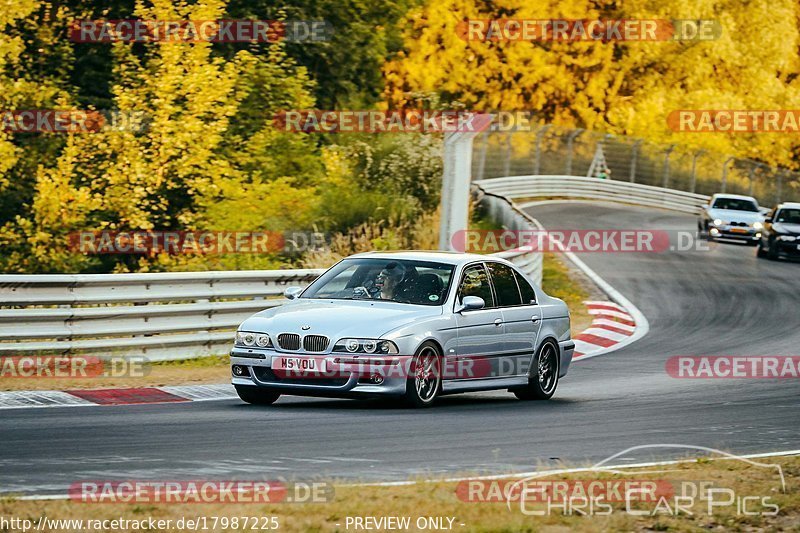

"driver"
[374, 262, 406, 300]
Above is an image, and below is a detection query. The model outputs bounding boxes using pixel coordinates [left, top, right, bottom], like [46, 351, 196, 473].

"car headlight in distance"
[713, 219, 723, 226]
[334, 338, 399, 354]
[753, 221, 764, 230]
[778, 235, 798, 241]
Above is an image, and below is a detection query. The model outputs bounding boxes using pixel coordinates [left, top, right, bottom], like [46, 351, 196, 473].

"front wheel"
[756, 241, 767, 258]
[766, 239, 779, 260]
[235, 385, 280, 405]
[402, 342, 442, 408]
[513, 341, 559, 401]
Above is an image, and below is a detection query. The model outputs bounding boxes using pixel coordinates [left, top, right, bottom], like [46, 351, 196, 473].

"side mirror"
[283, 286, 303, 300]
[458, 296, 485, 312]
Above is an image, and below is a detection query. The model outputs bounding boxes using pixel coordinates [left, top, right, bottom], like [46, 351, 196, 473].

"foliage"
[384, 0, 800, 169]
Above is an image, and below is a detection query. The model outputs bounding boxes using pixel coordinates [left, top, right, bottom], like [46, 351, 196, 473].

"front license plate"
[272, 356, 325, 373]
[730, 228, 748, 234]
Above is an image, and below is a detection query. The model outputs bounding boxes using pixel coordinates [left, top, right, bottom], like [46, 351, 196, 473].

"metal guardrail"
[0, 270, 323, 361]
[476, 175, 710, 214]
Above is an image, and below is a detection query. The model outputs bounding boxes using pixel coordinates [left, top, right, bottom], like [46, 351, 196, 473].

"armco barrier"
[475, 175, 710, 214]
[0, 270, 322, 361]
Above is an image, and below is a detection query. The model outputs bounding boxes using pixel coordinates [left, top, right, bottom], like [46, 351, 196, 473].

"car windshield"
[712, 198, 758, 212]
[775, 208, 800, 224]
[301, 258, 455, 306]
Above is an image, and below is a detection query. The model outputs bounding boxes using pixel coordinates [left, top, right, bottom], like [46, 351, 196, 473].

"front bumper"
[230, 347, 408, 398]
[774, 239, 800, 257]
[709, 225, 760, 241]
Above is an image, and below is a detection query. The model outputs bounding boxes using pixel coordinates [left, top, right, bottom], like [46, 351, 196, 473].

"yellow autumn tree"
[384, 0, 800, 167]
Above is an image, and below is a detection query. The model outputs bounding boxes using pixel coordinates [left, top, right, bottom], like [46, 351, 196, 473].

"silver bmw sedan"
[231, 251, 574, 407]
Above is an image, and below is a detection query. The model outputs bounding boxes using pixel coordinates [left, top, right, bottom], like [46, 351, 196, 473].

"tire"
[697, 221, 706, 240]
[767, 239, 779, 260]
[756, 241, 767, 258]
[402, 341, 442, 408]
[235, 385, 280, 405]
[513, 341, 559, 401]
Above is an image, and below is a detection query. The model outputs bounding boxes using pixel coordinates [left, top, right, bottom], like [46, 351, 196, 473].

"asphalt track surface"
[2, 202, 799, 496]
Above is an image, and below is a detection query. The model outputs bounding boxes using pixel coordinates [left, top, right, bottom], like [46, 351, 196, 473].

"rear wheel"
[235, 385, 280, 405]
[513, 341, 559, 401]
[402, 342, 442, 408]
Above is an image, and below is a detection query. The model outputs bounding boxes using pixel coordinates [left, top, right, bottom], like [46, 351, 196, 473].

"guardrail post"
[475, 132, 488, 181]
[721, 156, 736, 193]
[629, 139, 643, 182]
[662, 145, 676, 188]
[690, 149, 705, 193]
[565, 128, 583, 176]
[748, 163, 762, 197]
[440, 129, 482, 251]
[502, 132, 512, 176]
[533, 125, 551, 175]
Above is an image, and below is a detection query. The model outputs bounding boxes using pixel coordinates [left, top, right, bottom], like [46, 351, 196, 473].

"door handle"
[494, 318, 503, 327]
[531, 316, 540, 324]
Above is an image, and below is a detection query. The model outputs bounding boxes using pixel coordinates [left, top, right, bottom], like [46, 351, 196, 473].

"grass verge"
[0, 355, 231, 391]
[1, 454, 797, 532]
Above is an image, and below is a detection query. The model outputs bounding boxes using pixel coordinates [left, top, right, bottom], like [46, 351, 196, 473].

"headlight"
[345, 339, 359, 352]
[713, 219, 723, 226]
[334, 338, 399, 354]
[255, 334, 271, 347]
[777, 235, 797, 241]
[235, 331, 270, 348]
[753, 222, 763, 230]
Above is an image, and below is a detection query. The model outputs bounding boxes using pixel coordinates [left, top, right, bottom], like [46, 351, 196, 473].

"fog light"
[232, 365, 247, 377]
[710, 228, 720, 235]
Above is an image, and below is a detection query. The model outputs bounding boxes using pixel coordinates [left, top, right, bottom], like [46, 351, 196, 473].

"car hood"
[773, 222, 800, 235]
[238, 299, 443, 340]
[707, 208, 762, 223]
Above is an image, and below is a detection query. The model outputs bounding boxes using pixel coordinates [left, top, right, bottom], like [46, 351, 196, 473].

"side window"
[513, 270, 537, 305]
[487, 262, 522, 307]
[458, 264, 495, 308]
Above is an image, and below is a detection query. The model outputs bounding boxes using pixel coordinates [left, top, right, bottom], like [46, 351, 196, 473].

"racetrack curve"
[1, 201, 799, 496]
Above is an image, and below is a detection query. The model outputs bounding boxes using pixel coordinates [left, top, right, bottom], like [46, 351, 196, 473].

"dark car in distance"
[757, 202, 800, 260]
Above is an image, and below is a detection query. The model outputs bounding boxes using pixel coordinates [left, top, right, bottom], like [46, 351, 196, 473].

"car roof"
[347, 250, 512, 266]
[777, 202, 800, 209]
[711, 193, 758, 202]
